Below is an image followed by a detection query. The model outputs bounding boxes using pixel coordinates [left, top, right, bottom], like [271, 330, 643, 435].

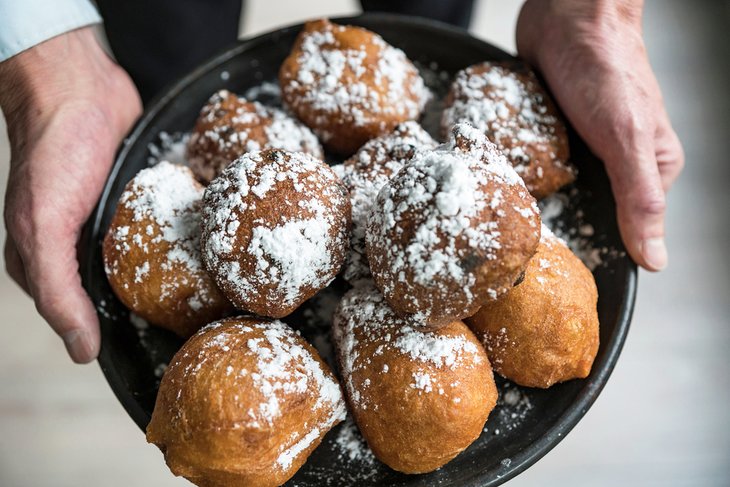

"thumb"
[603, 136, 668, 272]
[14, 217, 101, 363]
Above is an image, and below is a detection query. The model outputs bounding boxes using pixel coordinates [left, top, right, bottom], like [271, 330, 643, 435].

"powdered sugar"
[334, 417, 376, 464]
[395, 326, 483, 368]
[187, 90, 322, 183]
[247, 217, 334, 305]
[491, 381, 534, 434]
[104, 162, 225, 313]
[442, 62, 558, 158]
[201, 150, 349, 313]
[120, 161, 202, 255]
[540, 191, 626, 270]
[244, 80, 281, 104]
[337, 122, 437, 284]
[278, 427, 322, 469]
[411, 371, 434, 393]
[147, 132, 190, 167]
[181, 319, 346, 470]
[281, 20, 429, 142]
[365, 124, 539, 323]
[333, 284, 484, 409]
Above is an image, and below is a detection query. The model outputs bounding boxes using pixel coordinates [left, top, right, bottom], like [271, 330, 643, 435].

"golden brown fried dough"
[333, 284, 497, 474]
[200, 149, 351, 318]
[103, 161, 232, 337]
[279, 19, 430, 155]
[334, 121, 437, 284]
[147, 316, 346, 487]
[187, 90, 323, 184]
[466, 226, 599, 388]
[366, 124, 541, 328]
[442, 61, 575, 199]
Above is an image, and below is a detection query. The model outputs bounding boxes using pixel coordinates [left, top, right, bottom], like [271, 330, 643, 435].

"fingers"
[9, 213, 100, 363]
[4, 238, 30, 294]
[603, 131, 669, 272]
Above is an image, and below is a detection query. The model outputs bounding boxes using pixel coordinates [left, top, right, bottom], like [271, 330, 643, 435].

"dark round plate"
[79, 13, 637, 487]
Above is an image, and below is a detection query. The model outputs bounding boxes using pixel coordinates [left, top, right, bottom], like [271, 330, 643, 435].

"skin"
[516, 0, 684, 271]
[0, 0, 681, 363]
[0, 27, 141, 362]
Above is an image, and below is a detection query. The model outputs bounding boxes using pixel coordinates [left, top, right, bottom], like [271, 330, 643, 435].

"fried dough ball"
[332, 284, 497, 474]
[334, 121, 437, 284]
[103, 161, 232, 337]
[187, 90, 323, 184]
[147, 317, 346, 487]
[366, 124, 541, 328]
[466, 226, 600, 388]
[442, 61, 575, 199]
[201, 149, 351, 318]
[279, 19, 430, 155]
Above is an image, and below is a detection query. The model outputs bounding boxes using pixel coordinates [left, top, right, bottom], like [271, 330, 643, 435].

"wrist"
[0, 26, 141, 149]
[0, 27, 115, 112]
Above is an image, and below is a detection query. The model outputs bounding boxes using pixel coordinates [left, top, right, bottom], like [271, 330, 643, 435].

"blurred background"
[1, 0, 728, 486]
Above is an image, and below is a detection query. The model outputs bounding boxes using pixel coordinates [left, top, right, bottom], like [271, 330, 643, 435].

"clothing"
[0, 0, 101, 62]
[96, 0, 243, 104]
[360, 0, 475, 29]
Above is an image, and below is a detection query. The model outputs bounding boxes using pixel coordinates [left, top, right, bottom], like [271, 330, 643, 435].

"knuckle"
[33, 289, 59, 321]
[619, 113, 653, 147]
[633, 189, 666, 217]
[601, 110, 654, 160]
[669, 138, 685, 172]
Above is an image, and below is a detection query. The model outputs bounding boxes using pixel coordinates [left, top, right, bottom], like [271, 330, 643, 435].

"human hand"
[1, 26, 141, 362]
[516, 0, 683, 271]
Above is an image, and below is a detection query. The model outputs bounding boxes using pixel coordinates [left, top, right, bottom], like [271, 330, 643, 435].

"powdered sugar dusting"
[366, 124, 539, 323]
[332, 284, 484, 409]
[540, 191, 626, 270]
[201, 149, 350, 312]
[395, 326, 483, 368]
[248, 217, 334, 304]
[104, 162, 224, 313]
[490, 381, 534, 435]
[147, 132, 190, 167]
[337, 122, 437, 284]
[181, 319, 345, 471]
[187, 90, 323, 183]
[442, 61, 569, 172]
[281, 20, 429, 142]
[278, 427, 322, 469]
[334, 417, 376, 464]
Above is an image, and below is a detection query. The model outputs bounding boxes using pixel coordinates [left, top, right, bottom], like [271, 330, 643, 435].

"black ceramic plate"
[79, 13, 637, 487]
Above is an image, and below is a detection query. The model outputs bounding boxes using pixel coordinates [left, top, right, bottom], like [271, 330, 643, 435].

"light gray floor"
[0, 1, 728, 486]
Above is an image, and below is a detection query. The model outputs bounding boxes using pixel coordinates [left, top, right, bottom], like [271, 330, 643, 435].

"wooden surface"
[0, 1, 728, 486]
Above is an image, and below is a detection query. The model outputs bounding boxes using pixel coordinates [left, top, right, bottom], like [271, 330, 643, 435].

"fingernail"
[63, 330, 97, 363]
[641, 237, 668, 271]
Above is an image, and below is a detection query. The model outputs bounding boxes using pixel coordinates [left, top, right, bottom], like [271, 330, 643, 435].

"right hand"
[0, 26, 142, 363]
